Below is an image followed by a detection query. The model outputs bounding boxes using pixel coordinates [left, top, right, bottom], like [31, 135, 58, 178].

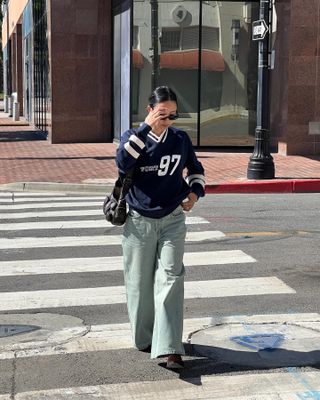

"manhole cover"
[190, 321, 320, 368]
[0, 325, 40, 338]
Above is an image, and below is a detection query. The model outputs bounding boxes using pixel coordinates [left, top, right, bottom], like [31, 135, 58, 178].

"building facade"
[2, 0, 320, 154]
[2, 0, 112, 143]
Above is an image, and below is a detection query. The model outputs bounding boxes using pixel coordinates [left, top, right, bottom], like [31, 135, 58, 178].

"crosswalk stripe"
[0, 231, 225, 249]
[0, 277, 295, 311]
[0, 208, 210, 221]
[0, 251, 256, 277]
[0, 196, 104, 203]
[0, 209, 103, 218]
[3, 317, 213, 360]
[0, 216, 209, 231]
[4, 313, 318, 360]
[11, 371, 320, 399]
[0, 201, 103, 210]
[0, 193, 75, 197]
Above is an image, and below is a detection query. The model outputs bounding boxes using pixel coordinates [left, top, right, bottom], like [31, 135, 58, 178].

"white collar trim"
[148, 128, 168, 143]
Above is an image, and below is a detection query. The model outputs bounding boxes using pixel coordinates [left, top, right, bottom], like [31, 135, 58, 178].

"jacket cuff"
[135, 123, 152, 140]
[191, 183, 205, 199]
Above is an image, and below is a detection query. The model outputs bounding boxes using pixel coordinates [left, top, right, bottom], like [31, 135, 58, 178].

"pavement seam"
[10, 352, 17, 400]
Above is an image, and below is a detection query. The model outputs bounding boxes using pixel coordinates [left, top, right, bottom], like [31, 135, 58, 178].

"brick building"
[2, 0, 320, 155]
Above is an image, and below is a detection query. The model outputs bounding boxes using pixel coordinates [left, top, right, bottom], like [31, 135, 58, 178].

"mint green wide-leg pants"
[122, 206, 187, 359]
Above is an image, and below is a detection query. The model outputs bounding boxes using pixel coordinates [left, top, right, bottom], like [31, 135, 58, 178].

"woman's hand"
[181, 192, 198, 212]
[144, 108, 168, 131]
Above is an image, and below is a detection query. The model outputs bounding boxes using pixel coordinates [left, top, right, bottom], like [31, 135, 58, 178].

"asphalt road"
[0, 192, 319, 398]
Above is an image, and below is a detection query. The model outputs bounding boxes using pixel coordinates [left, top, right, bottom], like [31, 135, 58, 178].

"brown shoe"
[166, 354, 184, 369]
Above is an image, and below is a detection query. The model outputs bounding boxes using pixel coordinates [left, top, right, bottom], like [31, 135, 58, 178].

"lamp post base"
[247, 127, 275, 180]
[247, 157, 275, 180]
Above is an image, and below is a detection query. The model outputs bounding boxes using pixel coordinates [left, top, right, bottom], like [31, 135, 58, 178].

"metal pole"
[150, 0, 159, 90]
[247, 0, 275, 180]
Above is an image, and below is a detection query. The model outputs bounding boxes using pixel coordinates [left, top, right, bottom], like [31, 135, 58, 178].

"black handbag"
[102, 169, 134, 226]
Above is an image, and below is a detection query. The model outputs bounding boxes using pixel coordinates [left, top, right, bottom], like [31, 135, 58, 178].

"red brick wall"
[271, 0, 320, 155]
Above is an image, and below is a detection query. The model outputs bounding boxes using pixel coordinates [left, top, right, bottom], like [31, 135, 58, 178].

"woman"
[116, 86, 205, 368]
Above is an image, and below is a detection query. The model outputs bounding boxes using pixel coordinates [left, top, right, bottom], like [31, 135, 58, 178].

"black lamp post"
[247, 0, 275, 180]
[150, 0, 159, 91]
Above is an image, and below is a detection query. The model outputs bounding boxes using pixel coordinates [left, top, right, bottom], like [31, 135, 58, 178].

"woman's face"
[147, 100, 178, 130]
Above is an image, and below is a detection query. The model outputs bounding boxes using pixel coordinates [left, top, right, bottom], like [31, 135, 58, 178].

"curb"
[206, 179, 320, 194]
[0, 179, 319, 195]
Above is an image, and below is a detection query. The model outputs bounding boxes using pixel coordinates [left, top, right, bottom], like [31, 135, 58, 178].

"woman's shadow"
[159, 343, 320, 385]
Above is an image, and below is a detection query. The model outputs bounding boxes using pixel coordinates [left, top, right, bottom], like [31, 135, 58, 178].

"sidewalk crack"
[10, 352, 17, 400]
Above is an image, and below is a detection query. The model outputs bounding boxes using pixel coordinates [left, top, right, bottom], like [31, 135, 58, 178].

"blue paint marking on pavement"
[230, 333, 284, 351]
[297, 393, 320, 399]
[287, 367, 320, 399]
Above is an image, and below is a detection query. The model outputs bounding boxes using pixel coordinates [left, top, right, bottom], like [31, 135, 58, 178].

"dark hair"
[148, 86, 178, 108]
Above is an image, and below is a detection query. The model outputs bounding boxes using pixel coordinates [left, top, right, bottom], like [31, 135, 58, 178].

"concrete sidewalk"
[0, 122, 319, 194]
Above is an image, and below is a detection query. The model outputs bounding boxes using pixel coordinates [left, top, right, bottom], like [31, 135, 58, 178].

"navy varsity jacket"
[116, 123, 205, 218]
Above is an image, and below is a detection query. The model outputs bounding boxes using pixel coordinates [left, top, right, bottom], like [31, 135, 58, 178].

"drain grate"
[0, 324, 40, 338]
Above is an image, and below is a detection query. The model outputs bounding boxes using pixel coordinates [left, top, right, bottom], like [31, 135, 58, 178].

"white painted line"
[3, 314, 318, 361]
[0, 209, 102, 219]
[185, 250, 256, 265]
[207, 313, 320, 326]
[0, 251, 256, 277]
[10, 317, 213, 359]
[0, 217, 209, 231]
[0, 231, 225, 249]
[0, 235, 118, 248]
[184, 216, 209, 225]
[0, 219, 110, 230]
[0, 193, 73, 197]
[186, 231, 225, 241]
[0, 201, 103, 210]
[0, 277, 295, 311]
[9, 314, 320, 360]
[13, 371, 320, 399]
[0, 196, 104, 203]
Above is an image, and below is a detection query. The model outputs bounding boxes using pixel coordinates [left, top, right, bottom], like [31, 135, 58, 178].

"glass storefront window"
[200, 1, 259, 146]
[130, 0, 259, 147]
[132, 0, 200, 144]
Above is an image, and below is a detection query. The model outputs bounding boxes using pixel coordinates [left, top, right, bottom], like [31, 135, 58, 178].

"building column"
[10, 32, 17, 94]
[47, 0, 112, 143]
[15, 24, 24, 115]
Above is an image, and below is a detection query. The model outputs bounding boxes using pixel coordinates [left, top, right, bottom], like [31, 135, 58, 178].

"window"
[161, 29, 180, 52]
[133, 25, 139, 49]
[202, 26, 219, 51]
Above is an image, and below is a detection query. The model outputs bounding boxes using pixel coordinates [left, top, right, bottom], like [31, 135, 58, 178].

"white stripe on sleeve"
[124, 142, 140, 159]
[129, 134, 145, 149]
[186, 174, 205, 185]
[189, 178, 205, 188]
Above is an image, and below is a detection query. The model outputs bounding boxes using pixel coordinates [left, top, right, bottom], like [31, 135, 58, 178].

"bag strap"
[118, 167, 134, 201]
